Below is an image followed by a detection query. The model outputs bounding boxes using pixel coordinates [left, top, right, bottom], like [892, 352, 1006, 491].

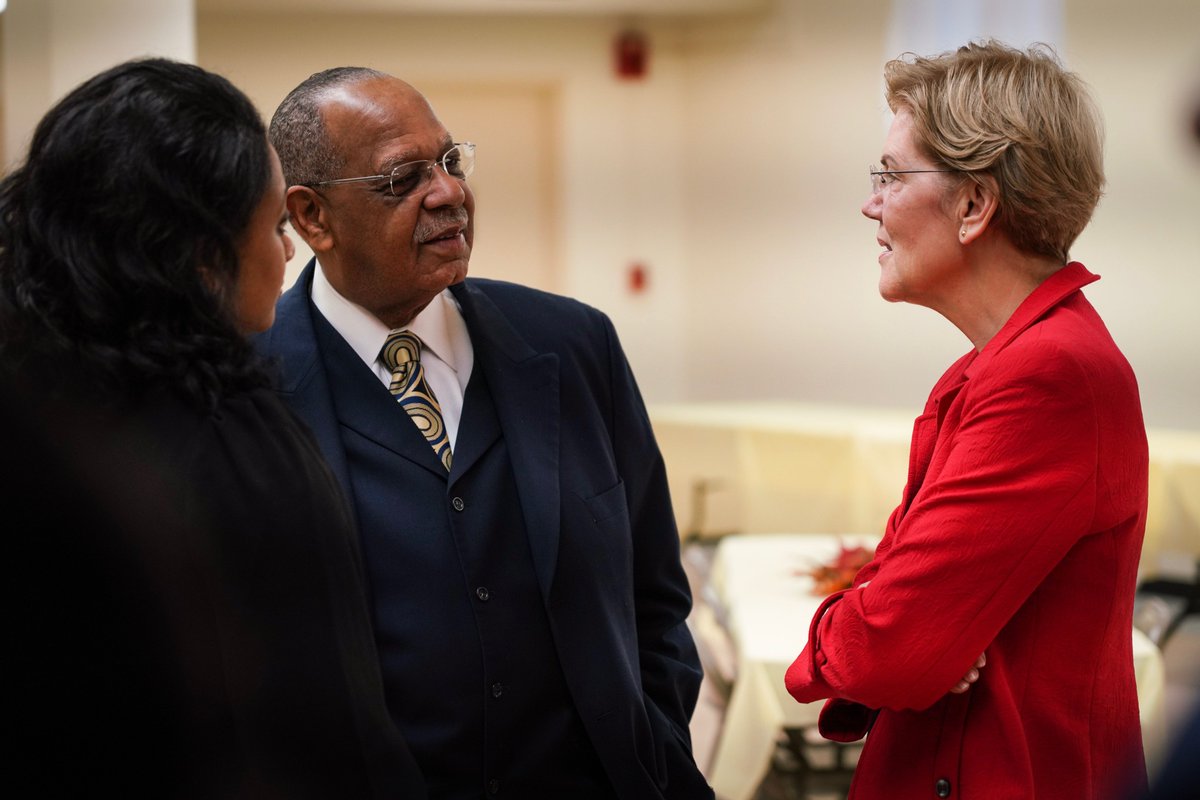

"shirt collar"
[408, 288, 464, 375]
[310, 260, 466, 376]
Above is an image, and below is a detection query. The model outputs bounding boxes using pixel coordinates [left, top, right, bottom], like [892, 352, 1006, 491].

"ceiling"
[195, 0, 768, 15]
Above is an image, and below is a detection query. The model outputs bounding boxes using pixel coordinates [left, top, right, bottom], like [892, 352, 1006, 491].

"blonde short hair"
[884, 40, 1104, 263]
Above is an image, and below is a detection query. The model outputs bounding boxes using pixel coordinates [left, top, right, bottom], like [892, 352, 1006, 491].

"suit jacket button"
[451, 496, 465, 511]
[935, 778, 952, 797]
[487, 778, 500, 794]
[476, 586, 490, 601]
[491, 682, 504, 698]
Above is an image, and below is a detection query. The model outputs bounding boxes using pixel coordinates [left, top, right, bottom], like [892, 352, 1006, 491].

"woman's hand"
[950, 652, 987, 694]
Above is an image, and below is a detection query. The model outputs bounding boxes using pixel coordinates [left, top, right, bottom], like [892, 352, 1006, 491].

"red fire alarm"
[627, 262, 649, 294]
[615, 30, 648, 80]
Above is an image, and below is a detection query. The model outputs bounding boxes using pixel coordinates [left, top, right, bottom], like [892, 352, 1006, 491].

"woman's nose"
[861, 190, 882, 220]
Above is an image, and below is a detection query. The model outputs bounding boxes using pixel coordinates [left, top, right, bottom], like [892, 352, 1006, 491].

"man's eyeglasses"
[869, 164, 957, 194]
[310, 142, 476, 198]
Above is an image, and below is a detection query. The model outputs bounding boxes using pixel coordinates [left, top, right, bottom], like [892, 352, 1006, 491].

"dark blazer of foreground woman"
[256, 261, 710, 799]
[6, 381, 423, 799]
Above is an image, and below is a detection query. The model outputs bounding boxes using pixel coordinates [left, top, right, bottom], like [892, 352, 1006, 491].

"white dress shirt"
[310, 263, 474, 450]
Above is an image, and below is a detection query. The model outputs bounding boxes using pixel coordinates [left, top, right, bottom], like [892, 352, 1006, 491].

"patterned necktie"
[381, 330, 452, 471]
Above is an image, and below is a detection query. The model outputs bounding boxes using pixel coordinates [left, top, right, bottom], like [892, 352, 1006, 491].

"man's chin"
[446, 260, 469, 285]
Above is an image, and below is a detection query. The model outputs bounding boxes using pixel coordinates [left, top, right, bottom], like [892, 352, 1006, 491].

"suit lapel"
[447, 367, 502, 479]
[260, 259, 448, 483]
[898, 351, 972, 518]
[451, 281, 561, 600]
[255, 260, 356, 496]
[312, 310, 449, 479]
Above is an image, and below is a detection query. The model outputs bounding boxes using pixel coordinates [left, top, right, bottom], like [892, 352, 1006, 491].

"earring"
[960, 228, 967, 238]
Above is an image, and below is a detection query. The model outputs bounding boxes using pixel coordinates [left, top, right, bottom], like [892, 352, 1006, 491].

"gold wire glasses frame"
[310, 142, 476, 198]
[869, 164, 957, 194]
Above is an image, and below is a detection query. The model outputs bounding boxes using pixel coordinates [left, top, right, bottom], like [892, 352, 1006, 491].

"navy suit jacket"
[255, 261, 711, 800]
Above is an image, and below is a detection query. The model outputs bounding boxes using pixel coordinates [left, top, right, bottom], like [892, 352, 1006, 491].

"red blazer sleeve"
[787, 338, 1101, 712]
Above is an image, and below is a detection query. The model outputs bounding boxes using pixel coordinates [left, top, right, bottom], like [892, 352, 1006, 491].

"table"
[704, 533, 878, 800]
[650, 402, 1200, 582]
[701, 533, 1168, 800]
[651, 402, 914, 539]
[1145, 428, 1200, 580]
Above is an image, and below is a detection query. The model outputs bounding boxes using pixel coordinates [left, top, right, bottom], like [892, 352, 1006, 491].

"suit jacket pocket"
[571, 480, 635, 613]
[583, 479, 629, 525]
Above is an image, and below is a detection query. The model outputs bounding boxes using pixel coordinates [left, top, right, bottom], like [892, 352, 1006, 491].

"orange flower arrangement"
[804, 542, 875, 596]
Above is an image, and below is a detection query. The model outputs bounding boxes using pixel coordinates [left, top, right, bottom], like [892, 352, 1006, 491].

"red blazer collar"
[966, 261, 1099, 378]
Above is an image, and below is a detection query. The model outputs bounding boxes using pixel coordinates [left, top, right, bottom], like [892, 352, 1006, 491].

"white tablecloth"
[702, 533, 1167, 800]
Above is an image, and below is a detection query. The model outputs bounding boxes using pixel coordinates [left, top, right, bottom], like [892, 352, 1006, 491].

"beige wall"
[4, 1, 1193, 428]
[678, 1, 929, 409]
[197, 0, 1199, 430]
[2, 0, 196, 166]
[1066, 0, 1200, 432]
[675, 0, 1199, 430]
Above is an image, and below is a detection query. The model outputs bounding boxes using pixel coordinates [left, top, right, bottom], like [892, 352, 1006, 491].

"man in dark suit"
[257, 66, 712, 800]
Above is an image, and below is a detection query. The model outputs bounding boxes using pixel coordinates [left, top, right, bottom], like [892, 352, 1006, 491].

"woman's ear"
[956, 175, 999, 245]
[286, 186, 334, 253]
[196, 265, 219, 295]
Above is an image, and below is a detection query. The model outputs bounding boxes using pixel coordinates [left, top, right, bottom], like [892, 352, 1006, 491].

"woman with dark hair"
[0, 57, 281, 397]
[0, 59, 422, 798]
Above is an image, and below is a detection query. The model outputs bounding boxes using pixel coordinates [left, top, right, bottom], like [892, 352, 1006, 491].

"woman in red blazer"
[785, 41, 1149, 799]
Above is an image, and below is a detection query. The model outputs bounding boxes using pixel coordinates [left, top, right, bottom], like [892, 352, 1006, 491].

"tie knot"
[381, 330, 423, 372]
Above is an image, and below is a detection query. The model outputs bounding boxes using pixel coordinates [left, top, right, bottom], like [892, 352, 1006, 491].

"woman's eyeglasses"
[869, 164, 958, 194]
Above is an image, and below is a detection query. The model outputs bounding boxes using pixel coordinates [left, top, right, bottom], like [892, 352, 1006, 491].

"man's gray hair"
[268, 66, 387, 188]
